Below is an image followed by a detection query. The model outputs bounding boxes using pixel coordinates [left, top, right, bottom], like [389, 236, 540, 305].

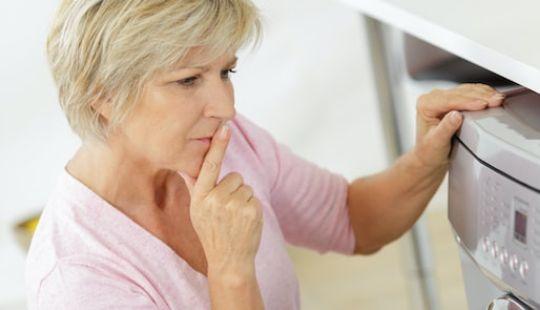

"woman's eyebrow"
[173, 56, 238, 72]
[225, 57, 238, 68]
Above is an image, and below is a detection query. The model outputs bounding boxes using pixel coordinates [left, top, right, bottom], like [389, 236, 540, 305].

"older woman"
[25, 0, 506, 309]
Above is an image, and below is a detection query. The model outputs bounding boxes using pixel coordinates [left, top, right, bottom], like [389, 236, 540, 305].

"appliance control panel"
[477, 170, 539, 287]
[449, 141, 540, 308]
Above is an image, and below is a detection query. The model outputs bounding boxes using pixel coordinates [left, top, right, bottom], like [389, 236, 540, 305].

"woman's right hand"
[180, 123, 263, 278]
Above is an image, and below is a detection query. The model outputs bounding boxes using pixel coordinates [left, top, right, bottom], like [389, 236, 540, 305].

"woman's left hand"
[413, 83, 505, 169]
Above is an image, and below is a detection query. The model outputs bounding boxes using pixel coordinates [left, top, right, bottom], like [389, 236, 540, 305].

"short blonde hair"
[47, 0, 262, 141]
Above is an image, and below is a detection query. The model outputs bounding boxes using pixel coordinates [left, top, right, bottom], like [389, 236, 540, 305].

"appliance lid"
[456, 88, 540, 191]
[504, 88, 540, 133]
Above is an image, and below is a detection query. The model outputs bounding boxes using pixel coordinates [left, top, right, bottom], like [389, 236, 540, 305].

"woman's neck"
[66, 141, 179, 211]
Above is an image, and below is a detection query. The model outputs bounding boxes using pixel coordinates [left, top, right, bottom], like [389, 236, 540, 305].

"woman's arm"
[346, 149, 445, 254]
[181, 124, 264, 309]
[347, 84, 506, 254]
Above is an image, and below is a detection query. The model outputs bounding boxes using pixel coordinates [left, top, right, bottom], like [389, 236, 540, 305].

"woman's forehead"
[174, 48, 237, 70]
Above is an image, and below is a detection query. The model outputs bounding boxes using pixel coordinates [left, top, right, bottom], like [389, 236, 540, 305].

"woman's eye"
[176, 69, 237, 88]
[177, 76, 199, 87]
[221, 68, 237, 79]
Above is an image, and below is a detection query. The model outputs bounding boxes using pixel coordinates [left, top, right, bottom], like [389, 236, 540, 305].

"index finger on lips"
[194, 123, 231, 197]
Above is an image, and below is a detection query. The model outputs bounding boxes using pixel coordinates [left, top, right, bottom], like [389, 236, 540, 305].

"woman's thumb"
[433, 111, 462, 146]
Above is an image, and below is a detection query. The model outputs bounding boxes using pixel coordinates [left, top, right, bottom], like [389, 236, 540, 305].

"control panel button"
[509, 255, 519, 272]
[499, 248, 509, 265]
[491, 243, 499, 258]
[482, 238, 489, 252]
[519, 261, 529, 279]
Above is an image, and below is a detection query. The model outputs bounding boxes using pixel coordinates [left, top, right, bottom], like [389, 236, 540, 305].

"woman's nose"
[203, 82, 236, 121]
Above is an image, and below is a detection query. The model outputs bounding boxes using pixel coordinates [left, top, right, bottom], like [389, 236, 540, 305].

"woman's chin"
[173, 154, 204, 177]
[177, 163, 203, 179]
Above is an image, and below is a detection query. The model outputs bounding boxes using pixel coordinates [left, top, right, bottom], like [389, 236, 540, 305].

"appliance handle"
[488, 294, 531, 310]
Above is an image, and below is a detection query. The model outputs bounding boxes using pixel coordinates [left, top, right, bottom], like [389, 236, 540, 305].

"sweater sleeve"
[233, 114, 356, 255]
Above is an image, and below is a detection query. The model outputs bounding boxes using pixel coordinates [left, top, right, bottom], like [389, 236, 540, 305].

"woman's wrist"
[395, 149, 448, 198]
[407, 146, 449, 179]
[207, 263, 264, 310]
[207, 263, 257, 288]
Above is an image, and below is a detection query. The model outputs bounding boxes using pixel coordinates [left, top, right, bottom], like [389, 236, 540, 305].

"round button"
[519, 261, 529, 279]
[509, 255, 519, 272]
[491, 243, 499, 258]
[499, 248, 509, 265]
[482, 238, 490, 252]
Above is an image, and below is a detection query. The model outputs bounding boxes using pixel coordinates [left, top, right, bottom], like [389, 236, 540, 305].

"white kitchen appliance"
[449, 87, 540, 309]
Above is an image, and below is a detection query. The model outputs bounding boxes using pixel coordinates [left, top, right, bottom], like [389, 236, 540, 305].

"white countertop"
[339, 0, 540, 93]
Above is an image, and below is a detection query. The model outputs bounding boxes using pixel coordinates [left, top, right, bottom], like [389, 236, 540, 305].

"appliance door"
[449, 139, 540, 309]
[457, 246, 503, 309]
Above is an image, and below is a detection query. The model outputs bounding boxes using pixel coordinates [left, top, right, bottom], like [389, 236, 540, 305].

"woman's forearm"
[207, 266, 264, 310]
[347, 149, 447, 254]
[346, 84, 503, 255]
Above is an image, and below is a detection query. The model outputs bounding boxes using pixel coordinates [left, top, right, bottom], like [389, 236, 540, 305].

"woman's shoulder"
[230, 112, 276, 149]
[25, 190, 113, 284]
[26, 253, 158, 310]
[26, 172, 141, 285]
[25, 187, 166, 308]
[228, 112, 282, 169]
[224, 113, 281, 195]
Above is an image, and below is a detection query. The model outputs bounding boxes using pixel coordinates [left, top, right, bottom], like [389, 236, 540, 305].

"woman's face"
[109, 49, 237, 177]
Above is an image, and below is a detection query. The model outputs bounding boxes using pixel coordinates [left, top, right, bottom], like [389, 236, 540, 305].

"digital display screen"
[514, 210, 527, 244]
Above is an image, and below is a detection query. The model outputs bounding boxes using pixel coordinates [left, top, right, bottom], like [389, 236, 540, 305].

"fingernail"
[220, 124, 229, 139]
[490, 93, 505, 101]
[451, 111, 461, 124]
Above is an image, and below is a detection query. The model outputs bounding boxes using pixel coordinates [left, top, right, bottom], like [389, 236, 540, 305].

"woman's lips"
[194, 137, 211, 147]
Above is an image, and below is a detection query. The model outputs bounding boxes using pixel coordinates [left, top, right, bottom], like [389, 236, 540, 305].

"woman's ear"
[90, 97, 113, 121]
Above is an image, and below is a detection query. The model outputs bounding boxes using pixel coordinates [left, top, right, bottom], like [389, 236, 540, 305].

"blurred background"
[0, 0, 468, 309]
